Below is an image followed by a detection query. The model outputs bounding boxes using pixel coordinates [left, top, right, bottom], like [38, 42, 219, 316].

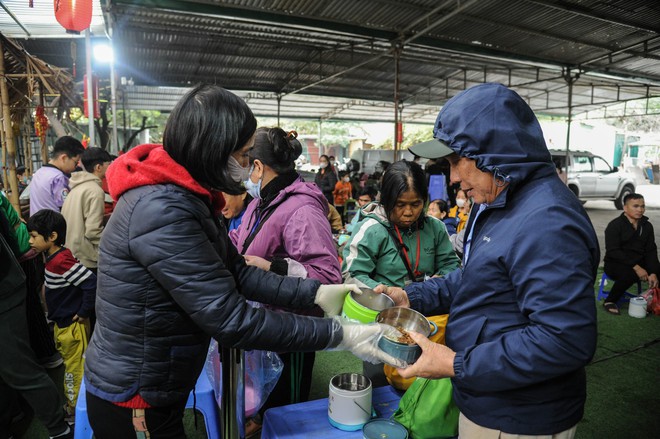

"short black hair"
[27, 209, 67, 246]
[16, 165, 26, 175]
[379, 160, 428, 229]
[81, 147, 112, 173]
[163, 84, 257, 195]
[250, 127, 302, 174]
[624, 193, 644, 205]
[430, 199, 449, 214]
[51, 136, 84, 159]
[358, 186, 377, 200]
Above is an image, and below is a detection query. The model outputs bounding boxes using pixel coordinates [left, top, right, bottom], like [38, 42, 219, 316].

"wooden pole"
[0, 38, 22, 216]
[23, 129, 32, 176]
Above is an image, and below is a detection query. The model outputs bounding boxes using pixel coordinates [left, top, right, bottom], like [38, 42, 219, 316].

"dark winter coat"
[84, 144, 339, 406]
[405, 84, 599, 435]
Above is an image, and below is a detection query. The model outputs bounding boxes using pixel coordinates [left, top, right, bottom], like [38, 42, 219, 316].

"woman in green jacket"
[342, 160, 459, 289]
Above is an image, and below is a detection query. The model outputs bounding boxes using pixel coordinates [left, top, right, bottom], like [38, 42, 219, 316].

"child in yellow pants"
[28, 210, 97, 419]
[55, 321, 90, 414]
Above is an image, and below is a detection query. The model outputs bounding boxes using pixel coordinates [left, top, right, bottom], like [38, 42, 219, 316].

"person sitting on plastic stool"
[603, 193, 660, 315]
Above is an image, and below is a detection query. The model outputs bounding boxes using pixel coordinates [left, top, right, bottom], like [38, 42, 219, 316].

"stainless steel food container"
[376, 307, 433, 365]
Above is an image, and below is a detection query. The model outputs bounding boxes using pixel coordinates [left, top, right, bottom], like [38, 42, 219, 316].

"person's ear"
[253, 159, 264, 179]
[48, 231, 58, 244]
[94, 163, 103, 174]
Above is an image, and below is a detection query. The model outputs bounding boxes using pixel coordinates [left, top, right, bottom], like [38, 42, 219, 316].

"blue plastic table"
[261, 385, 403, 438]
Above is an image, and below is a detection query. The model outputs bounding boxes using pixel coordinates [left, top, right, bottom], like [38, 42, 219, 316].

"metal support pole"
[220, 347, 245, 439]
[563, 68, 579, 176]
[85, 29, 95, 147]
[277, 94, 281, 127]
[110, 60, 118, 154]
[122, 88, 127, 152]
[393, 46, 400, 162]
[103, 0, 118, 154]
[318, 118, 324, 159]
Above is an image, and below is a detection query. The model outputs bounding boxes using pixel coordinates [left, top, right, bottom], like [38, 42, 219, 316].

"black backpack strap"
[240, 206, 278, 253]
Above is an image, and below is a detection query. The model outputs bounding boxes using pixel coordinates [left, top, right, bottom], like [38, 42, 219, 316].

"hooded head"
[410, 83, 553, 191]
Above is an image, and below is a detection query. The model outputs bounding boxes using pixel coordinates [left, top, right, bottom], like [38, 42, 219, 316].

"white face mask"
[343, 177, 350, 182]
[228, 155, 250, 183]
[244, 165, 262, 200]
[319, 162, 328, 169]
[456, 198, 466, 208]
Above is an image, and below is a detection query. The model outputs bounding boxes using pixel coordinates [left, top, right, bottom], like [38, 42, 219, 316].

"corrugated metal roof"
[2, 0, 660, 122]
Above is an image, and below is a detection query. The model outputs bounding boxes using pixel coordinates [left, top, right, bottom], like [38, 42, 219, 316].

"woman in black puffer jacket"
[83, 84, 399, 438]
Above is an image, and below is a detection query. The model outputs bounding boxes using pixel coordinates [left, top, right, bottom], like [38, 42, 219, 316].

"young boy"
[61, 147, 113, 272]
[29, 136, 84, 214]
[333, 171, 353, 220]
[27, 209, 96, 421]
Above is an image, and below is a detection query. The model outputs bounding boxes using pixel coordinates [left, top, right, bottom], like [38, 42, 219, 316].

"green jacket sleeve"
[341, 218, 385, 289]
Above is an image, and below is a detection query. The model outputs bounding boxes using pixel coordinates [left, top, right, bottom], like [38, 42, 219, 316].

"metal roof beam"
[319, 100, 364, 119]
[113, 0, 575, 75]
[112, 0, 398, 40]
[460, 13, 645, 58]
[522, 0, 660, 34]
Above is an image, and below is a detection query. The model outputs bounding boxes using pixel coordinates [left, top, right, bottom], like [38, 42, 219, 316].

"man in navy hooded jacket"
[388, 83, 599, 437]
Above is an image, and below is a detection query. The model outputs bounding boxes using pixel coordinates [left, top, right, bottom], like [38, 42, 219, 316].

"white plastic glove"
[330, 317, 407, 368]
[315, 283, 361, 316]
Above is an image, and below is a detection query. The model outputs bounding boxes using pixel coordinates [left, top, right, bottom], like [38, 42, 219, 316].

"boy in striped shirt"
[27, 209, 96, 422]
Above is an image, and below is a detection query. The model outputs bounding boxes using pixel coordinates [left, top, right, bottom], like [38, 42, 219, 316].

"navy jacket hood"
[433, 83, 555, 189]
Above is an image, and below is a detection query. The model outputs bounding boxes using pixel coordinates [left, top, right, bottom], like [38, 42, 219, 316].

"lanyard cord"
[394, 225, 421, 276]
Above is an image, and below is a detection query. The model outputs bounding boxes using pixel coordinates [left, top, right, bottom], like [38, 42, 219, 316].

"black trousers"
[604, 261, 641, 304]
[21, 257, 60, 365]
[0, 301, 68, 438]
[87, 392, 188, 439]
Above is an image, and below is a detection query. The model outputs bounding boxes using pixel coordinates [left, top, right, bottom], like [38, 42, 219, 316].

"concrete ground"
[583, 184, 660, 265]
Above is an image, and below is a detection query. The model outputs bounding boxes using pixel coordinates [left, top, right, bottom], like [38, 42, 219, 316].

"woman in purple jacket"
[229, 127, 342, 432]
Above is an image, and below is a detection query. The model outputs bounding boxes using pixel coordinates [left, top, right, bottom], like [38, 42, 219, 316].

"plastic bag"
[642, 287, 660, 315]
[206, 340, 283, 417]
[391, 377, 459, 439]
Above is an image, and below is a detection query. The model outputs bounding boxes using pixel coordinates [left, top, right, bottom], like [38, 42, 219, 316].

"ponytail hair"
[250, 127, 303, 174]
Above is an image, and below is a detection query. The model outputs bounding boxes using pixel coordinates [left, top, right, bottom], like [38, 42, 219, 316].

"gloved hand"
[315, 284, 361, 316]
[330, 317, 407, 368]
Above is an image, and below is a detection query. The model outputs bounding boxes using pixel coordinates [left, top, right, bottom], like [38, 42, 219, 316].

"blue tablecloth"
[262, 385, 403, 438]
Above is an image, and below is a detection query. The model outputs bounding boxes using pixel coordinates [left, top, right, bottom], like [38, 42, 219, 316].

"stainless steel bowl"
[351, 288, 395, 312]
[376, 307, 432, 339]
[376, 307, 432, 365]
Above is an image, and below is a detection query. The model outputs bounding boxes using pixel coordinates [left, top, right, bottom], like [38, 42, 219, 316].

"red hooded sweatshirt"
[103, 143, 224, 408]
[106, 143, 225, 214]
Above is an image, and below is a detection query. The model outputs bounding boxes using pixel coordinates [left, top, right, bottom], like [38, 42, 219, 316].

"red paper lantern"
[54, 0, 93, 34]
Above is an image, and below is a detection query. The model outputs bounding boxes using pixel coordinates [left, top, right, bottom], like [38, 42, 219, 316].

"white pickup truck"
[550, 149, 636, 210]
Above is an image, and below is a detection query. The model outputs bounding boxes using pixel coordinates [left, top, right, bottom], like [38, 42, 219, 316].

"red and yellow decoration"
[34, 105, 49, 144]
